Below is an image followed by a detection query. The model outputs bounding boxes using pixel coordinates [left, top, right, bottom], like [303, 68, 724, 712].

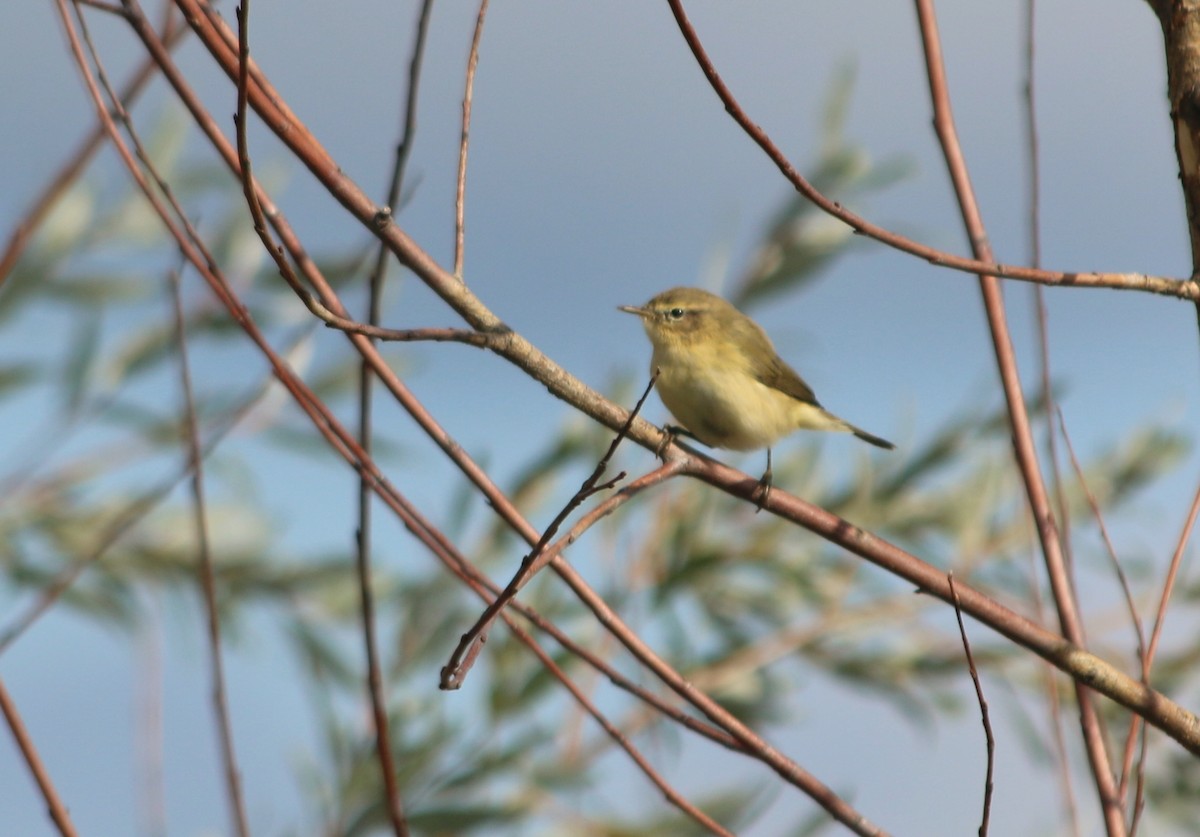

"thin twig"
[1128, 721, 1148, 837]
[455, 0, 490, 277]
[347, 0, 434, 832]
[1055, 401, 1147, 827]
[74, 0, 122, 13]
[0, 676, 79, 837]
[1025, 548, 1081, 837]
[326, 320, 513, 347]
[441, 372, 659, 689]
[1129, 476, 1200, 833]
[1020, 6, 1080, 831]
[1056, 410, 1146, 665]
[948, 574, 994, 837]
[167, 264, 251, 837]
[1144, 479, 1200, 675]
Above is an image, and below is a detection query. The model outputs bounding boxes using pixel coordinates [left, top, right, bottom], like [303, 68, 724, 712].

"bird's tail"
[849, 424, 894, 450]
[806, 406, 895, 450]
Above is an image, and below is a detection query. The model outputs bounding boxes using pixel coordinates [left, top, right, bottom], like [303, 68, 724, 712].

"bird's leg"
[754, 448, 773, 512]
[656, 423, 698, 459]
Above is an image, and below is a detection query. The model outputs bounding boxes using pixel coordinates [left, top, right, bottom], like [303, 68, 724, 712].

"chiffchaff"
[620, 287, 892, 502]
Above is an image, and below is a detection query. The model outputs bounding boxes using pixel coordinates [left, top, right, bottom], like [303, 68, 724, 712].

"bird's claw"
[753, 468, 773, 513]
[753, 450, 774, 513]
[655, 424, 683, 460]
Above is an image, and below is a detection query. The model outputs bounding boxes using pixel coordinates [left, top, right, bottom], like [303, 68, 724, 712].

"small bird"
[619, 287, 893, 505]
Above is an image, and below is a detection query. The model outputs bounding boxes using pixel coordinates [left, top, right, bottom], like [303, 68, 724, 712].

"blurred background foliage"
[1, 73, 1195, 837]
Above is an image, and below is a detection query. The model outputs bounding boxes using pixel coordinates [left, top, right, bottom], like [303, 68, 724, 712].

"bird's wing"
[729, 314, 823, 407]
[756, 355, 821, 406]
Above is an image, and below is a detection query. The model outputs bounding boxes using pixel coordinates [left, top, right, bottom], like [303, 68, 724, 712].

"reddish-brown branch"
[0, 677, 79, 837]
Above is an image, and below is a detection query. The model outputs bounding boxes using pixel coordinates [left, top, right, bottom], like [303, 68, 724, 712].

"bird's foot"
[753, 467, 773, 513]
[656, 424, 699, 459]
[655, 425, 679, 460]
[753, 450, 774, 513]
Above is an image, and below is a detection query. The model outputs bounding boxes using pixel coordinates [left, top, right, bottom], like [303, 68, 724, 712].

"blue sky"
[2, 2, 1197, 835]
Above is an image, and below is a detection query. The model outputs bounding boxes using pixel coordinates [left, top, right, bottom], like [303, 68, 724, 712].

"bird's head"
[618, 287, 736, 353]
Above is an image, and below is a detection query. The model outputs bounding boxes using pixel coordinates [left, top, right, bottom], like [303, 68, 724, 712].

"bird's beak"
[618, 304, 649, 318]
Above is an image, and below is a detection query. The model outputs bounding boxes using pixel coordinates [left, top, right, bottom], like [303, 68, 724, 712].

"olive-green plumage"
[619, 287, 893, 453]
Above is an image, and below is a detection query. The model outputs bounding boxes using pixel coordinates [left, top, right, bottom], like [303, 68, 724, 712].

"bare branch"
[168, 263, 250, 837]
[455, 0, 490, 278]
[0, 677, 79, 837]
[348, 0, 435, 831]
[948, 574, 995, 837]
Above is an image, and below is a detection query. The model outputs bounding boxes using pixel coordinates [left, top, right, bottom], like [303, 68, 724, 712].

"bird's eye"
[668, 308, 686, 320]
